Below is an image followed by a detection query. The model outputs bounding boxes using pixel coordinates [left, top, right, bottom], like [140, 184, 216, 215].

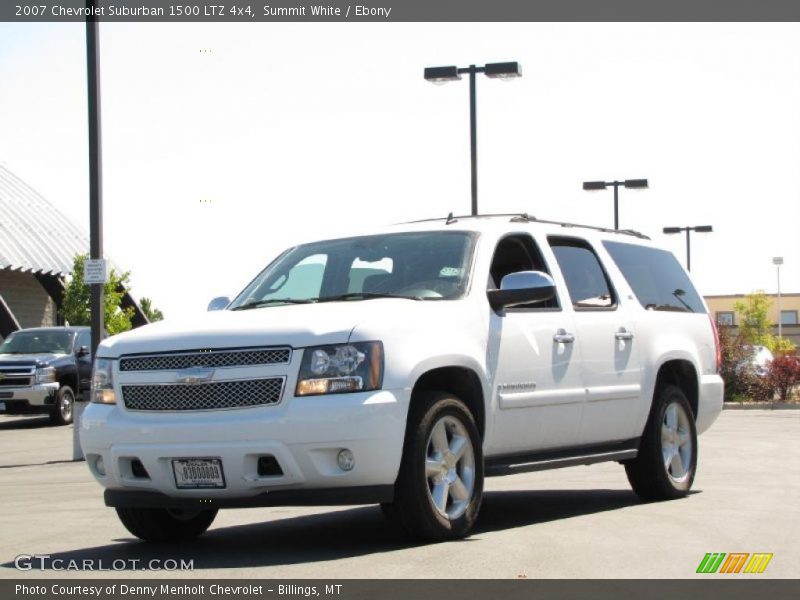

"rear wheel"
[115, 507, 218, 542]
[384, 392, 483, 541]
[49, 385, 75, 426]
[625, 384, 697, 500]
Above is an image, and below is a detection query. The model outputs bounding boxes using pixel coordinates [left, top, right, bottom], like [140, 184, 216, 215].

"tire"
[49, 385, 75, 426]
[115, 507, 218, 542]
[384, 392, 483, 541]
[625, 384, 698, 501]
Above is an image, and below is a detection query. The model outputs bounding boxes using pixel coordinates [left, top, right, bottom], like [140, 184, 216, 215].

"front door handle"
[553, 329, 575, 344]
[615, 327, 634, 341]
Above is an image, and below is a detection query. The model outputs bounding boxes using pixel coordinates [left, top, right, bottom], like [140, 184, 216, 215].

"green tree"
[734, 291, 772, 346]
[139, 297, 164, 322]
[733, 291, 797, 355]
[62, 254, 135, 335]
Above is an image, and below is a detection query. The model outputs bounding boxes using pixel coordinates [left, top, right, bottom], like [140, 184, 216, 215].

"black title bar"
[5, 0, 800, 22]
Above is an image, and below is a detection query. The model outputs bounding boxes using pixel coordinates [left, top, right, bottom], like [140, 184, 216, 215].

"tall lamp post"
[424, 62, 522, 216]
[582, 179, 648, 230]
[663, 225, 713, 272]
[773, 257, 783, 339]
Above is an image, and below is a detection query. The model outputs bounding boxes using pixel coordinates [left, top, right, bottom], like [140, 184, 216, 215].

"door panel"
[572, 311, 642, 444]
[488, 310, 584, 454]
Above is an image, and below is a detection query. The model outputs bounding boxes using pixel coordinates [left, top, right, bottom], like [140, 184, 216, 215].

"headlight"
[34, 366, 56, 384]
[91, 358, 117, 404]
[296, 342, 383, 396]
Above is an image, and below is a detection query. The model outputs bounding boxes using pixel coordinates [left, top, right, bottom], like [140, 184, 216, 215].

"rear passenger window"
[548, 238, 615, 309]
[603, 241, 707, 313]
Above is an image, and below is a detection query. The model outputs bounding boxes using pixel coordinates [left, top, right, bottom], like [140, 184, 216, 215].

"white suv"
[80, 214, 724, 542]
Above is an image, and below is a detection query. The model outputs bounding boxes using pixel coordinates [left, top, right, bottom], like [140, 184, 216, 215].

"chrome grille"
[122, 378, 284, 411]
[0, 368, 34, 388]
[119, 347, 291, 372]
[0, 376, 33, 387]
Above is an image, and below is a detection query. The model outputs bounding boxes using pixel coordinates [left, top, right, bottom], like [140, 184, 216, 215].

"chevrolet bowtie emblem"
[174, 367, 215, 385]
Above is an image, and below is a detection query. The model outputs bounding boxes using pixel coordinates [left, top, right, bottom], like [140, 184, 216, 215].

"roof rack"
[401, 213, 650, 240]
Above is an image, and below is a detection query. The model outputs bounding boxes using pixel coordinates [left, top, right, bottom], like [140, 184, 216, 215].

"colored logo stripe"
[720, 553, 749, 574]
[744, 553, 773, 574]
[697, 552, 773, 574]
[697, 553, 726, 573]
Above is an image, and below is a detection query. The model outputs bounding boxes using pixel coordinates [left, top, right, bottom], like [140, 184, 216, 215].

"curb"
[723, 402, 800, 410]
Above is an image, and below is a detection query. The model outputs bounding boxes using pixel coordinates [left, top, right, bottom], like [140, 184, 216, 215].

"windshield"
[0, 330, 75, 355]
[229, 231, 477, 309]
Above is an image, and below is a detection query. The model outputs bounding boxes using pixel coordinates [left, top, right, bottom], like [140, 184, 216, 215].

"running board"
[485, 439, 640, 477]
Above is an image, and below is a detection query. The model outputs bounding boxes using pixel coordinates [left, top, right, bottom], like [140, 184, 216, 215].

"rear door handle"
[553, 329, 575, 344]
[615, 328, 634, 341]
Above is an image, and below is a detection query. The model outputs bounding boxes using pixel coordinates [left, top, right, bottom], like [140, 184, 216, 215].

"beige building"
[705, 293, 800, 347]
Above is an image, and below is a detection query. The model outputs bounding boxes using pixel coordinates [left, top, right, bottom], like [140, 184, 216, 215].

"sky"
[1, 22, 799, 319]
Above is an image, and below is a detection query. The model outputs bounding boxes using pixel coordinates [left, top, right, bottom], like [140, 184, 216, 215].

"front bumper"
[0, 383, 59, 414]
[80, 388, 409, 507]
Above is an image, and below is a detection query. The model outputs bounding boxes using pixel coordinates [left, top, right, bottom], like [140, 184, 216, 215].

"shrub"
[767, 354, 800, 402]
[718, 326, 756, 402]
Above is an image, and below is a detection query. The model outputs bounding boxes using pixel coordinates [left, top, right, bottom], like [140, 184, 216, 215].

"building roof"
[0, 165, 88, 276]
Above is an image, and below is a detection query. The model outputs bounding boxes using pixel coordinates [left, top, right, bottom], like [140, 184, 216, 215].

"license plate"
[172, 458, 225, 489]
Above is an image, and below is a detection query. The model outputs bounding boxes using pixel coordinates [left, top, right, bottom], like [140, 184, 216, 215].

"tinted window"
[549, 238, 615, 309]
[77, 330, 91, 353]
[488, 234, 559, 309]
[603, 241, 706, 314]
[229, 231, 476, 307]
[0, 330, 74, 354]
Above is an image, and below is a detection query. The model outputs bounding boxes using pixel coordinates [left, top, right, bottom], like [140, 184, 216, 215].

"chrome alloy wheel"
[662, 401, 693, 483]
[59, 390, 74, 422]
[425, 415, 476, 520]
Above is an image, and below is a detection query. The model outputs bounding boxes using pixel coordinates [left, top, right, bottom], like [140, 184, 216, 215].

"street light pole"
[86, 11, 104, 356]
[583, 179, 648, 230]
[468, 66, 477, 217]
[663, 225, 714, 271]
[424, 61, 522, 216]
[685, 228, 691, 272]
[773, 257, 783, 339]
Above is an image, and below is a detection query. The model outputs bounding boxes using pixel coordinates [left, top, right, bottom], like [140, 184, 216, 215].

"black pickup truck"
[0, 326, 93, 425]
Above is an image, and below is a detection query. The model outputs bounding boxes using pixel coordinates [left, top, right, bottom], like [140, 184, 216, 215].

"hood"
[99, 299, 451, 357]
[0, 353, 65, 367]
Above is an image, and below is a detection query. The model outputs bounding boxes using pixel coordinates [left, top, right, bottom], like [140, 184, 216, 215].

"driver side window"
[489, 234, 559, 310]
[77, 330, 91, 355]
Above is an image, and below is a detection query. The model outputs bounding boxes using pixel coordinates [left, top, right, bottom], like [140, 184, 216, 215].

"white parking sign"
[83, 258, 108, 284]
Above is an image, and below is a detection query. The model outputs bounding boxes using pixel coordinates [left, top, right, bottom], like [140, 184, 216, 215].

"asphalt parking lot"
[0, 410, 797, 579]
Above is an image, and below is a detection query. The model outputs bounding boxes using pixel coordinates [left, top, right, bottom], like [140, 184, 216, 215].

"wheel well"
[655, 360, 698, 418]
[58, 374, 77, 393]
[411, 367, 485, 439]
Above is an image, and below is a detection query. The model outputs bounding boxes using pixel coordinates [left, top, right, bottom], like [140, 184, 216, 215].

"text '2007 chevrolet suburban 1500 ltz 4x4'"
[80, 214, 723, 542]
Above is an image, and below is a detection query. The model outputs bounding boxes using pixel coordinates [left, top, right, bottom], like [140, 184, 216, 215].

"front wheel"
[115, 507, 218, 542]
[384, 392, 483, 541]
[625, 385, 697, 500]
[49, 385, 75, 425]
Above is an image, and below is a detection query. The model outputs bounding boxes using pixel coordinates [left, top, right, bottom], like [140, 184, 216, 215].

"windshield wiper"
[315, 292, 423, 303]
[230, 298, 318, 311]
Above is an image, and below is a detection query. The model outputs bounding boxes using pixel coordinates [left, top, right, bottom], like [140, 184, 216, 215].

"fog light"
[337, 449, 355, 472]
[95, 456, 106, 477]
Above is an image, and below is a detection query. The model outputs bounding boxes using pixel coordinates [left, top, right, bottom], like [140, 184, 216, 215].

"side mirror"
[77, 345, 90, 357]
[487, 271, 556, 311]
[207, 296, 231, 312]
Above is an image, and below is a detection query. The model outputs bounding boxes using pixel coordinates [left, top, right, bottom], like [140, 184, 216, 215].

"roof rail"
[400, 213, 650, 239]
